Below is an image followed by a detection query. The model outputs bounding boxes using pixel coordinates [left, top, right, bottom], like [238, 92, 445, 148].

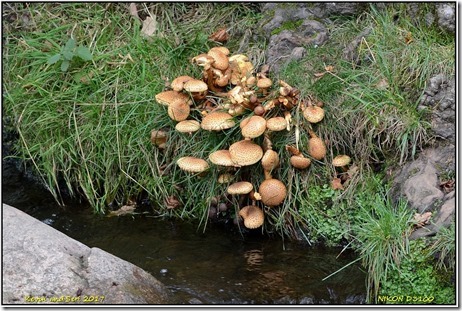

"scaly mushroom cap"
[175, 120, 200, 133]
[171, 75, 194, 92]
[155, 90, 190, 106]
[176, 156, 209, 173]
[308, 136, 326, 160]
[209, 46, 230, 56]
[332, 155, 351, 167]
[239, 205, 264, 229]
[209, 149, 236, 167]
[258, 178, 287, 207]
[183, 79, 208, 93]
[208, 48, 229, 71]
[241, 115, 267, 139]
[261, 149, 279, 171]
[266, 117, 287, 132]
[201, 111, 235, 131]
[168, 100, 190, 121]
[227, 181, 254, 195]
[303, 105, 325, 123]
[229, 139, 263, 166]
[290, 155, 311, 169]
[257, 77, 272, 89]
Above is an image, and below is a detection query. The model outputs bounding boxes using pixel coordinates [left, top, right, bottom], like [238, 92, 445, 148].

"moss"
[270, 19, 303, 36]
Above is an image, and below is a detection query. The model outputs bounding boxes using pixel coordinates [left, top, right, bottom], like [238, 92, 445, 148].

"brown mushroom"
[227, 181, 253, 195]
[150, 130, 167, 149]
[175, 120, 200, 133]
[266, 117, 287, 132]
[332, 155, 351, 168]
[261, 149, 279, 171]
[303, 104, 325, 124]
[241, 115, 267, 139]
[208, 48, 229, 71]
[168, 100, 190, 121]
[217, 173, 234, 184]
[229, 139, 263, 166]
[258, 178, 287, 207]
[209, 149, 236, 167]
[171, 75, 194, 92]
[256, 77, 272, 96]
[238, 205, 264, 229]
[176, 156, 209, 173]
[155, 90, 190, 106]
[307, 130, 326, 160]
[290, 155, 311, 169]
[183, 79, 208, 101]
[201, 111, 235, 131]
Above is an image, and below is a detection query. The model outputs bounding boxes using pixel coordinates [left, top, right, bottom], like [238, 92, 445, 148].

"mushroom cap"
[208, 48, 229, 71]
[201, 111, 235, 131]
[303, 105, 325, 123]
[183, 79, 208, 93]
[257, 77, 272, 88]
[217, 173, 234, 184]
[266, 117, 287, 131]
[168, 100, 190, 121]
[227, 181, 253, 195]
[238, 205, 264, 229]
[209, 149, 236, 167]
[332, 155, 351, 167]
[261, 149, 279, 171]
[171, 75, 194, 92]
[241, 115, 267, 139]
[175, 120, 200, 133]
[209, 46, 230, 56]
[308, 137, 326, 160]
[229, 139, 263, 166]
[150, 130, 167, 146]
[155, 90, 190, 106]
[176, 156, 209, 173]
[258, 178, 287, 206]
[290, 155, 311, 169]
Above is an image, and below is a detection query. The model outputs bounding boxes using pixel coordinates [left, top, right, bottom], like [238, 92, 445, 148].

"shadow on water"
[2, 163, 367, 304]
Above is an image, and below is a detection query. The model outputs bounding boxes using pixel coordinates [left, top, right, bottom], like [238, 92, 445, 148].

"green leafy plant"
[47, 38, 93, 72]
[429, 221, 456, 272]
[380, 239, 456, 304]
[352, 187, 414, 303]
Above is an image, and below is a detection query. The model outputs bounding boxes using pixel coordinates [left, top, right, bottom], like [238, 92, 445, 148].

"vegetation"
[3, 3, 455, 304]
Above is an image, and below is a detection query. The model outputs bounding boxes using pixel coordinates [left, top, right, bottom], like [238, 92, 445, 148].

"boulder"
[2, 204, 171, 304]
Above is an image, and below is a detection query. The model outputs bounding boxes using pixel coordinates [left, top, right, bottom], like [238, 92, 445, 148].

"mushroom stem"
[263, 169, 272, 180]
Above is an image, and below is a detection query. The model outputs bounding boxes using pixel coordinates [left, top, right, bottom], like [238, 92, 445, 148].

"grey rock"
[436, 3, 455, 33]
[342, 27, 373, 64]
[266, 20, 328, 74]
[419, 74, 455, 144]
[2, 204, 171, 304]
[391, 145, 454, 213]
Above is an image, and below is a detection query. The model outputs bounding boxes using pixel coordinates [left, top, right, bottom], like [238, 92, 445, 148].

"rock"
[392, 145, 454, 213]
[259, 3, 365, 74]
[342, 27, 373, 64]
[436, 3, 455, 33]
[265, 21, 328, 74]
[2, 204, 171, 304]
[418, 74, 455, 144]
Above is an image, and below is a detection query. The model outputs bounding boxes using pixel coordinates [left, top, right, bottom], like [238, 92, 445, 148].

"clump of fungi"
[151, 45, 352, 231]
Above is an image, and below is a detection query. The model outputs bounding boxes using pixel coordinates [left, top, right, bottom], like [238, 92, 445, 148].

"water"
[2, 164, 367, 304]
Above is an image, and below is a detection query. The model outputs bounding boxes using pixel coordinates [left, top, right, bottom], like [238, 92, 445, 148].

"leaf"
[60, 59, 70, 72]
[47, 53, 62, 65]
[62, 50, 74, 61]
[64, 38, 76, 52]
[75, 46, 93, 61]
[141, 16, 158, 38]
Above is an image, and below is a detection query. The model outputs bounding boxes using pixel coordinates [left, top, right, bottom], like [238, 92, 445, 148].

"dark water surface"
[2, 164, 367, 304]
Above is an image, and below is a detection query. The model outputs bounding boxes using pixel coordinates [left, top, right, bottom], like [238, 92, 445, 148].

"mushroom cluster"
[151, 46, 351, 231]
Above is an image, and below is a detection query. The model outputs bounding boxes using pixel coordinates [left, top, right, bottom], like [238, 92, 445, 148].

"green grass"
[3, 2, 455, 244]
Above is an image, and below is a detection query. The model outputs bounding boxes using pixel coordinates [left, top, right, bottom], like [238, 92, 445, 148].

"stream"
[2, 162, 367, 304]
